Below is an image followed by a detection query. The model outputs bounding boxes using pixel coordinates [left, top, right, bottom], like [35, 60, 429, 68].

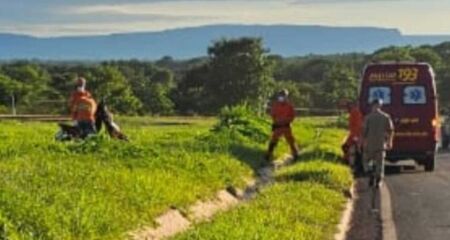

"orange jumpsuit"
[269, 101, 299, 155]
[69, 90, 92, 120]
[348, 106, 363, 141]
[71, 95, 97, 122]
[343, 106, 363, 160]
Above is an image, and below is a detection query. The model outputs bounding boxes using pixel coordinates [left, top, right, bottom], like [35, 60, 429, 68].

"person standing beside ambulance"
[362, 99, 394, 187]
[342, 101, 363, 164]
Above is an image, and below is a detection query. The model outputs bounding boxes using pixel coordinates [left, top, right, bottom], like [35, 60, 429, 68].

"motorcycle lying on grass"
[55, 100, 128, 141]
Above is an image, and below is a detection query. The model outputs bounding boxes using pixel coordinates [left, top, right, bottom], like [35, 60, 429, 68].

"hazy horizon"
[1, 0, 450, 37]
[0, 23, 432, 38]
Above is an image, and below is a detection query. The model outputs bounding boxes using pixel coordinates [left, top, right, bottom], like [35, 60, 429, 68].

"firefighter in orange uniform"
[69, 77, 97, 138]
[69, 77, 92, 118]
[265, 89, 300, 162]
[342, 101, 363, 163]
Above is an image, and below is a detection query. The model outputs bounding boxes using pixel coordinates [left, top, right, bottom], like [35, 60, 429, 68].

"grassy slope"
[0, 117, 350, 240]
[0, 118, 258, 240]
[173, 118, 352, 240]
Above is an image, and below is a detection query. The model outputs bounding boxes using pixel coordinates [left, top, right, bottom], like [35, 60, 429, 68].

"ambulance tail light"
[432, 118, 439, 128]
[432, 118, 440, 141]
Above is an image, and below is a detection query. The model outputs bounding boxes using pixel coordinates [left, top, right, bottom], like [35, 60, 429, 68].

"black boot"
[292, 152, 299, 161]
[289, 144, 300, 162]
[265, 141, 277, 162]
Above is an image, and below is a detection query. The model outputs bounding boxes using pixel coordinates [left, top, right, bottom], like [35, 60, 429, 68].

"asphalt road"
[385, 152, 450, 240]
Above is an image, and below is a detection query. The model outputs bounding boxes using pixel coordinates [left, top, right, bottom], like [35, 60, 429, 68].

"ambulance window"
[368, 87, 391, 104]
[404, 86, 426, 105]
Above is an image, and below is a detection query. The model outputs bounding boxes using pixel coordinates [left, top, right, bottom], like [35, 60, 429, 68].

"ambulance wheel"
[424, 156, 435, 172]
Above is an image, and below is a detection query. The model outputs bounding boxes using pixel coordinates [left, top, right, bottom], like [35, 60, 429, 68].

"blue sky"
[0, 0, 449, 36]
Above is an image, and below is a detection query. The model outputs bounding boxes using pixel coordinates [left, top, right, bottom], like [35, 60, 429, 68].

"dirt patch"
[189, 190, 239, 222]
[131, 210, 191, 240]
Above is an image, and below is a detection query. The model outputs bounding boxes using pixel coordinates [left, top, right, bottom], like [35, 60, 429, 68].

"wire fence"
[0, 98, 68, 115]
[0, 97, 343, 121]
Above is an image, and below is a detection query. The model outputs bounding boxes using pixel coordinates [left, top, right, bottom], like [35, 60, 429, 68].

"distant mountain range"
[1, 24, 450, 60]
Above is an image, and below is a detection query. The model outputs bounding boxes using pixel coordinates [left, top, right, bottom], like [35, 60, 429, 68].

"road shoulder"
[381, 182, 398, 240]
[346, 178, 383, 240]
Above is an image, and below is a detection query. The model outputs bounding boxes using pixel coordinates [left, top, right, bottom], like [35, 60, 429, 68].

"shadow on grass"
[275, 166, 350, 195]
[298, 149, 342, 162]
[276, 169, 331, 184]
[149, 122, 193, 126]
[227, 141, 345, 177]
[229, 143, 266, 172]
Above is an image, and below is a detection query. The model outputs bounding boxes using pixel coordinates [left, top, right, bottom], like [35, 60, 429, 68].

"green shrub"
[213, 105, 270, 143]
[277, 160, 352, 193]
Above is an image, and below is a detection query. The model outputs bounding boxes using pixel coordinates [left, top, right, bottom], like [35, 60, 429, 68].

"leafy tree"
[0, 63, 56, 113]
[0, 73, 21, 112]
[174, 64, 211, 114]
[110, 61, 175, 115]
[436, 59, 450, 109]
[371, 46, 414, 62]
[90, 65, 142, 114]
[321, 65, 358, 108]
[410, 47, 443, 68]
[206, 37, 275, 112]
[0, 73, 21, 97]
[1, 41, 449, 115]
[145, 83, 174, 115]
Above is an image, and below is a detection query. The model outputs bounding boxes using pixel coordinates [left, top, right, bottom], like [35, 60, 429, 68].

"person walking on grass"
[362, 99, 394, 188]
[265, 89, 300, 163]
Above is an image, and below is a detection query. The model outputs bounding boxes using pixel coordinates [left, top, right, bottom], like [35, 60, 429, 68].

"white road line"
[381, 182, 398, 240]
[334, 183, 356, 240]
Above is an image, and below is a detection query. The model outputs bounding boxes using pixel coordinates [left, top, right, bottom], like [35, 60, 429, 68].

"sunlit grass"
[0, 118, 254, 239]
[0, 116, 350, 239]
[173, 182, 345, 240]
[172, 117, 352, 240]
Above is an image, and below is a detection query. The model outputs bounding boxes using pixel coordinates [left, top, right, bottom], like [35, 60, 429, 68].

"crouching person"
[72, 95, 97, 138]
[342, 101, 363, 172]
[70, 78, 97, 138]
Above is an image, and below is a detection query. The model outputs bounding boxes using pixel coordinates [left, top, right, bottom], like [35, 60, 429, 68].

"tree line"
[1, 38, 449, 115]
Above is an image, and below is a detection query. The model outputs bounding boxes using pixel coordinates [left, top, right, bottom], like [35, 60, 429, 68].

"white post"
[11, 94, 16, 116]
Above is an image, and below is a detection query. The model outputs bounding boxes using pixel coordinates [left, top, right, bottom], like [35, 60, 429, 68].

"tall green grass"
[0, 119, 257, 239]
[173, 182, 345, 240]
[173, 117, 352, 240]
[0, 112, 350, 240]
